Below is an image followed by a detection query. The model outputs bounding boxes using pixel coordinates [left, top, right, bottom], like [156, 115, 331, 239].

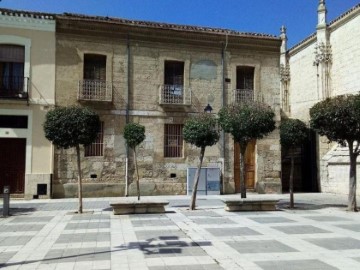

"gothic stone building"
[53, 13, 282, 198]
[282, 1, 360, 195]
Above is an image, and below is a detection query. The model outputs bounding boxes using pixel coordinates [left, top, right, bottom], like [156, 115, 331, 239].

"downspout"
[220, 35, 228, 194]
[125, 34, 130, 197]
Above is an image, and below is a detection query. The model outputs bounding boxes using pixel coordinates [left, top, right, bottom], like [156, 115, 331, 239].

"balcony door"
[236, 66, 254, 103]
[82, 54, 106, 100]
[0, 45, 25, 99]
[164, 61, 184, 104]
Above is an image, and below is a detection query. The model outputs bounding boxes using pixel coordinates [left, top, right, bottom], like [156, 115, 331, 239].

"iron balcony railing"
[78, 80, 112, 102]
[0, 76, 29, 100]
[159, 84, 191, 105]
[233, 89, 259, 103]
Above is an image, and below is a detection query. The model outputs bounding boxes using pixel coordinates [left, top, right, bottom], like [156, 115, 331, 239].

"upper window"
[0, 45, 25, 99]
[236, 66, 254, 90]
[85, 122, 104, 157]
[164, 124, 183, 158]
[162, 61, 184, 104]
[83, 54, 106, 81]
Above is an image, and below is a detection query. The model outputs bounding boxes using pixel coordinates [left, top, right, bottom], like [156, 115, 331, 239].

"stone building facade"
[0, 9, 56, 199]
[53, 13, 282, 198]
[284, 1, 360, 194]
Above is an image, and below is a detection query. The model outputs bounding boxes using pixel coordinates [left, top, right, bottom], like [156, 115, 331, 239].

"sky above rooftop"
[0, 0, 359, 47]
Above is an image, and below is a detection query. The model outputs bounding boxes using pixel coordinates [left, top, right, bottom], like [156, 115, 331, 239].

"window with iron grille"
[84, 54, 106, 81]
[0, 45, 25, 98]
[236, 66, 255, 102]
[164, 124, 183, 158]
[85, 122, 104, 157]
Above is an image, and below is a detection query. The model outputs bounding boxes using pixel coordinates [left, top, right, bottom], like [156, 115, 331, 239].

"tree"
[44, 106, 100, 213]
[218, 102, 275, 198]
[310, 94, 360, 212]
[183, 113, 220, 210]
[123, 123, 145, 200]
[280, 118, 308, 209]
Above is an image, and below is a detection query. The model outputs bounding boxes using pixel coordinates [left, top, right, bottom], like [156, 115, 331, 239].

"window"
[163, 61, 184, 103]
[84, 54, 106, 81]
[85, 122, 104, 157]
[236, 66, 254, 90]
[81, 54, 107, 100]
[0, 45, 25, 98]
[164, 124, 183, 158]
[0, 115, 28, 129]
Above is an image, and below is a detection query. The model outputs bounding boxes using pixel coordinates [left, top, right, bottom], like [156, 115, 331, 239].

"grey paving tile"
[206, 227, 261, 237]
[55, 232, 110, 243]
[135, 230, 187, 241]
[42, 247, 110, 264]
[190, 217, 236, 225]
[303, 215, 351, 222]
[129, 213, 169, 219]
[0, 224, 45, 232]
[0, 236, 33, 246]
[181, 210, 221, 217]
[271, 225, 330, 234]
[9, 216, 54, 223]
[249, 216, 295, 224]
[131, 219, 175, 227]
[64, 221, 110, 230]
[255, 259, 337, 270]
[306, 237, 360, 250]
[226, 240, 297, 253]
[0, 252, 16, 268]
[141, 244, 207, 258]
[336, 224, 360, 232]
[70, 213, 110, 221]
[149, 265, 223, 270]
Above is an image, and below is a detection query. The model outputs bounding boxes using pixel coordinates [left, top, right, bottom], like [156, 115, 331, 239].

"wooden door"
[234, 140, 256, 192]
[0, 138, 26, 193]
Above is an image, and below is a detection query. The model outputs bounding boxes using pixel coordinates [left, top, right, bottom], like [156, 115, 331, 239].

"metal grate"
[78, 80, 112, 102]
[234, 89, 255, 103]
[164, 124, 183, 158]
[85, 122, 104, 157]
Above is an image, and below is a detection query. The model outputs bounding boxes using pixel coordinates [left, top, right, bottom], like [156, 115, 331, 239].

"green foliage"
[310, 94, 360, 144]
[218, 102, 276, 144]
[44, 106, 100, 149]
[280, 118, 308, 149]
[124, 123, 146, 149]
[183, 113, 220, 149]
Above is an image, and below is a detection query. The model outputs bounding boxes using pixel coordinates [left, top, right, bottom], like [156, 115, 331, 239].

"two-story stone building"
[53, 13, 282, 198]
[0, 9, 56, 199]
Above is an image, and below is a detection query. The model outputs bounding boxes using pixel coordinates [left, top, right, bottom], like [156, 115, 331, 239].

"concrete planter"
[110, 198, 169, 215]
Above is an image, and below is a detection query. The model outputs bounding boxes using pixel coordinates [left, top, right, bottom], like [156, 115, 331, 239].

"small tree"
[124, 123, 145, 200]
[310, 94, 360, 212]
[218, 102, 275, 198]
[183, 113, 220, 210]
[280, 118, 308, 209]
[44, 106, 100, 214]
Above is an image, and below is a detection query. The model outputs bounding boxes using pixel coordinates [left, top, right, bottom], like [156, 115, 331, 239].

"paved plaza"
[1, 193, 360, 269]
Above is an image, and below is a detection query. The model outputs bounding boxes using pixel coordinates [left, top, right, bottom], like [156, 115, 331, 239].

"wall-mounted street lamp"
[204, 104, 213, 113]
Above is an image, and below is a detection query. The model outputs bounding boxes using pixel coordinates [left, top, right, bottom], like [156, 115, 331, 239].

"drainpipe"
[220, 35, 228, 194]
[125, 34, 130, 197]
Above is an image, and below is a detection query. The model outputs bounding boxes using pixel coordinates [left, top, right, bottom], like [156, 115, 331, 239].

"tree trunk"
[240, 142, 247, 199]
[76, 144, 83, 214]
[289, 149, 295, 209]
[348, 141, 358, 212]
[134, 148, 140, 201]
[190, 147, 206, 210]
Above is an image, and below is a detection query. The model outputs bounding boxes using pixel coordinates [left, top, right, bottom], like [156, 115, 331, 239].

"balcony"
[233, 89, 263, 103]
[159, 84, 191, 106]
[78, 80, 112, 102]
[0, 76, 29, 100]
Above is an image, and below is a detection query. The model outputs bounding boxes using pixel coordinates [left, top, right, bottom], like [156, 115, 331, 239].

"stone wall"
[54, 26, 281, 198]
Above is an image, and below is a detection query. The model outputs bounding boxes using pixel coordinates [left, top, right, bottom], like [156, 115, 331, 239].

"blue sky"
[0, 0, 359, 47]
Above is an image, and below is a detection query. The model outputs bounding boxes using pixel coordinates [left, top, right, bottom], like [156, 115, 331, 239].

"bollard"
[3, 185, 10, 217]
